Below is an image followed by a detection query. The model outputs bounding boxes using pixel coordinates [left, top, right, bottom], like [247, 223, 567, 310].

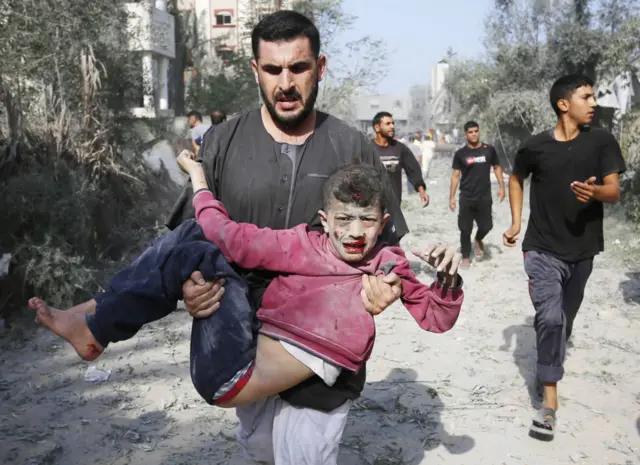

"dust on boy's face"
[319, 199, 390, 263]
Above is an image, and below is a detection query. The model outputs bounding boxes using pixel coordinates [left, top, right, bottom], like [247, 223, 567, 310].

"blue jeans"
[86, 219, 257, 403]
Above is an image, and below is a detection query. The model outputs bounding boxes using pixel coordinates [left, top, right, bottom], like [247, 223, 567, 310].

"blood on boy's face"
[319, 199, 389, 262]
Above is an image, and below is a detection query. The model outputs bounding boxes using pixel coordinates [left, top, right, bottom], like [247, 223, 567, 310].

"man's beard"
[260, 79, 319, 130]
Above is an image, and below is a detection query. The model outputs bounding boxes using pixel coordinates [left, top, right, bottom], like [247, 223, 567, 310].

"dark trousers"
[86, 219, 257, 404]
[458, 197, 493, 259]
[524, 250, 593, 383]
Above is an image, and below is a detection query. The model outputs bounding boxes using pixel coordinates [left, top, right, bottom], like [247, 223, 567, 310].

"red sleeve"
[387, 254, 463, 333]
[193, 189, 321, 273]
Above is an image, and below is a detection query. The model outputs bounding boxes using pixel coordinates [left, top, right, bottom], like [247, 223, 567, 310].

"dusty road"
[1, 155, 639, 465]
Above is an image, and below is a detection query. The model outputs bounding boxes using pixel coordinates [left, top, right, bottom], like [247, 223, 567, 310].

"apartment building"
[126, 0, 176, 117]
[179, 0, 294, 64]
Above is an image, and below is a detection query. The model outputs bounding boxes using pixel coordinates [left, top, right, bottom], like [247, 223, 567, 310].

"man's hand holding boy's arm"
[361, 274, 402, 316]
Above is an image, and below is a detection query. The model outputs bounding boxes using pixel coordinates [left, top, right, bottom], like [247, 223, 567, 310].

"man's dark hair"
[372, 111, 393, 128]
[549, 74, 594, 116]
[251, 10, 320, 60]
[464, 121, 479, 132]
[186, 110, 203, 122]
[210, 110, 227, 125]
[322, 163, 387, 214]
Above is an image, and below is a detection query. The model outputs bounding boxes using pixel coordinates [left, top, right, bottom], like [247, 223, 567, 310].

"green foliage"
[0, 139, 177, 311]
[446, 0, 640, 168]
[0, 0, 179, 317]
[17, 238, 95, 308]
[619, 110, 640, 221]
[186, 51, 258, 115]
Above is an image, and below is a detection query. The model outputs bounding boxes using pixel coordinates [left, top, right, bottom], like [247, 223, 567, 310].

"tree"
[446, 0, 640, 168]
[0, 0, 178, 315]
[186, 49, 259, 115]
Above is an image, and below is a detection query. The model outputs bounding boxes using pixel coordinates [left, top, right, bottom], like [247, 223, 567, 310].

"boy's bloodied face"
[319, 199, 390, 263]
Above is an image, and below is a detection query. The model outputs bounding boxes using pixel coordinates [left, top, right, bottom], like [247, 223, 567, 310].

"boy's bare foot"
[474, 239, 485, 258]
[460, 258, 471, 270]
[68, 299, 97, 316]
[28, 297, 104, 360]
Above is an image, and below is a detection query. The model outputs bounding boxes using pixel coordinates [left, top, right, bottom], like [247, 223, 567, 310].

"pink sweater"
[193, 190, 463, 372]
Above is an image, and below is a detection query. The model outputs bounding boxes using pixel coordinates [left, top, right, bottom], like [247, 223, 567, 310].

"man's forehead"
[381, 116, 394, 124]
[257, 37, 315, 64]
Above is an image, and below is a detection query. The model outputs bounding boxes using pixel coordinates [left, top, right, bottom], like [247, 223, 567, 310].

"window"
[216, 12, 232, 25]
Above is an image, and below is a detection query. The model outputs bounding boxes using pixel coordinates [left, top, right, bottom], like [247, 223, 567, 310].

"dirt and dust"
[1, 156, 639, 465]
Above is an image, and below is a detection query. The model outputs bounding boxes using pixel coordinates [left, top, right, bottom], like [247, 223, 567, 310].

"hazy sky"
[339, 0, 495, 95]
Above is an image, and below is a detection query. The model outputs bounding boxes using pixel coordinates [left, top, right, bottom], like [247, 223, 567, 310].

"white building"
[427, 58, 456, 132]
[429, 59, 449, 100]
[126, 0, 176, 118]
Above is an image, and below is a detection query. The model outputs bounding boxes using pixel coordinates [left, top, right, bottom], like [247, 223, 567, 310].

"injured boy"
[29, 152, 465, 407]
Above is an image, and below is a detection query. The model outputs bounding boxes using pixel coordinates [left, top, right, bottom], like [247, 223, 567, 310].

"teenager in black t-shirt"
[372, 111, 429, 206]
[450, 121, 505, 267]
[504, 74, 626, 440]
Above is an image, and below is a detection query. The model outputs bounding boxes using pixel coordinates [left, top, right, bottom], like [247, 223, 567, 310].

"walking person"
[503, 74, 626, 440]
[197, 110, 227, 155]
[187, 110, 211, 153]
[372, 112, 430, 207]
[450, 121, 505, 268]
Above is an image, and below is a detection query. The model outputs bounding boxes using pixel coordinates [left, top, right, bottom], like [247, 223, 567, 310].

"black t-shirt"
[513, 127, 626, 262]
[165, 109, 409, 411]
[452, 143, 500, 201]
[372, 140, 425, 201]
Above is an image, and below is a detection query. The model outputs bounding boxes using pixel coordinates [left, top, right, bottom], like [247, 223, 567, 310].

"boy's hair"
[464, 121, 479, 132]
[322, 163, 387, 214]
[187, 110, 203, 121]
[372, 111, 392, 128]
[549, 74, 594, 116]
[251, 11, 321, 60]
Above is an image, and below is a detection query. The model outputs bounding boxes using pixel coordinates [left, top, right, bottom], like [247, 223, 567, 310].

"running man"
[372, 111, 429, 207]
[450, 121, 505, 268]
[503, 74, 626, 440]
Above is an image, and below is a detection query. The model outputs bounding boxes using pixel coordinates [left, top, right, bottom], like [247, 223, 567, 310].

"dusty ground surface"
[1, 155, 639, 465]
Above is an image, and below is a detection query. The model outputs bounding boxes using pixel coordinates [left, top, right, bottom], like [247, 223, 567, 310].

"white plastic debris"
[84, 366, 111, 383]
